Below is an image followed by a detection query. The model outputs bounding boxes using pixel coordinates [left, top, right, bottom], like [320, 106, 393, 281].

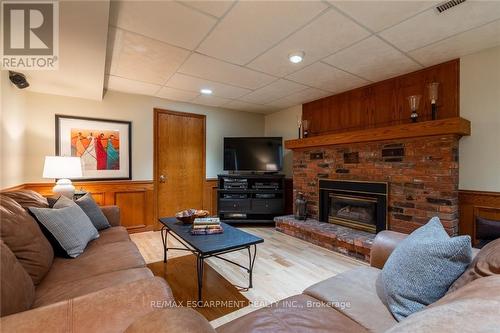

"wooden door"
[154, 109, 205, 227]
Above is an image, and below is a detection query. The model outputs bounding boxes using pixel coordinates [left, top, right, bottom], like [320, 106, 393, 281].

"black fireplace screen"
[329, 194, 377, 232]
[319, 180, 387, 234]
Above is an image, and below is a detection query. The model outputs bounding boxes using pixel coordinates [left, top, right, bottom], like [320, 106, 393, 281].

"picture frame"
[55, 115, 132, 181]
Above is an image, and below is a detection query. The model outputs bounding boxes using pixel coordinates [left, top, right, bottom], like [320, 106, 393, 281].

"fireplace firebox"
[319, 180, 387, 233]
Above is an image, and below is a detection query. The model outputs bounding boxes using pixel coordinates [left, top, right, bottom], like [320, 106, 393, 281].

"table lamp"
[43, 156, 83, 198]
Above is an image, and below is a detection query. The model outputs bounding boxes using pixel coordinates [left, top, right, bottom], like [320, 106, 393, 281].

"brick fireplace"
[293, 134, 459, 235]
[276, 134, 460, 261]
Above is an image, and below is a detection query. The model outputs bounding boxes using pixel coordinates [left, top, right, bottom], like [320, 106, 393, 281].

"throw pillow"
[447, 238, 500, 293]
[0, 240, 36, 316]
[381, 217, 472, 321]
[1, 190, 49, 208]
[0, 195, 54, 284]
[54, 194, 110, 230]
[29, 200, 99, 258]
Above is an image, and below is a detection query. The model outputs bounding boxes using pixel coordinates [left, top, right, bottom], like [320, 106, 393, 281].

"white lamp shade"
[43, 156, 83, 179]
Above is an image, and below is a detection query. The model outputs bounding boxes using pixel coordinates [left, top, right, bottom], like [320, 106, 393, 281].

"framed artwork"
[55, 115, 132, 180]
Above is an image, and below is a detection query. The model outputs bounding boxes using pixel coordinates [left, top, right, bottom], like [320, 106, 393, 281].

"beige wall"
[21, 90, 264, 183]
[264, 105, 302, 177]
[459, 46, 500, 192]
[1, 71, 27, 188]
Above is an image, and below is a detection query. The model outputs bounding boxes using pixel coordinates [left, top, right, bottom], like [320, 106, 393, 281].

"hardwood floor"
[130, 226, 365, 328]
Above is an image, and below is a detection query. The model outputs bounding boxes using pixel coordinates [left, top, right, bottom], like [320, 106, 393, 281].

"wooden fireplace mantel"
[285, 117, 471, 150]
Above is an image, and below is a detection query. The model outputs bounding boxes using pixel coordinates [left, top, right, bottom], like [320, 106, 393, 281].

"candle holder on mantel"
[302, 119, 309, 138]
[428, 82, 439, 120]
[296, 117, 302, 139]
[408, 95, 421, 123]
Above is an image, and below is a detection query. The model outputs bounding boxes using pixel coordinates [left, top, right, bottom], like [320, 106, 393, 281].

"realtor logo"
[1, 1, 59, 70]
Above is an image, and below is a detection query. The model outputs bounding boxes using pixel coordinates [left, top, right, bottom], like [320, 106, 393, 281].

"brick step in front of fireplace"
[275, 215, 375, 262]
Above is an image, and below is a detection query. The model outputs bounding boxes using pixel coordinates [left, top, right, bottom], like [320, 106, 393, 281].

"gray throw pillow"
[55, 194, 110, 230]
[29, 200, 99, 258]
[381, 217, 472, 321]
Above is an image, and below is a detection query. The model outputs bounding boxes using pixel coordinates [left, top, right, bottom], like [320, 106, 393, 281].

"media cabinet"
[217, 174, 285, 224]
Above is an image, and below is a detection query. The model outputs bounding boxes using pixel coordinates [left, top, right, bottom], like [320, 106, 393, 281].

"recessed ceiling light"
[200, 88, 213, 95]
[289, 51, 304, 64]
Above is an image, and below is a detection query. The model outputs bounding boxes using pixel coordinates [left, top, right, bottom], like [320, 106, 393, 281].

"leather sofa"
[0, 190, 174, 333]
[130, 230, 499, 333]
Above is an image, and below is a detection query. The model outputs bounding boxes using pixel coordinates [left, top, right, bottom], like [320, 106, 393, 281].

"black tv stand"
[217, 174, 285, 224]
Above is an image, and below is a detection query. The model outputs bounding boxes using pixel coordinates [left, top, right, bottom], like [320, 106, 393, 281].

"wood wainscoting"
[459, 190, 500, 246]
[6, 179, 221, 234]
[23, 181, 155, 233]
[203, 178, 218, 216]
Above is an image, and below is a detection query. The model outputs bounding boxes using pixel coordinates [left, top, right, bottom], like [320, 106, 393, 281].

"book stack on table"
[191, 217, 224, 235]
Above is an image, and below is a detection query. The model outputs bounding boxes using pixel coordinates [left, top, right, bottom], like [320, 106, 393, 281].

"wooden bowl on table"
[175, 209, 210, 224]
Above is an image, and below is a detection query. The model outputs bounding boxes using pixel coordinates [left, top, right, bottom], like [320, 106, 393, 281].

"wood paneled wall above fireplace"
[302, 59, 459, 136]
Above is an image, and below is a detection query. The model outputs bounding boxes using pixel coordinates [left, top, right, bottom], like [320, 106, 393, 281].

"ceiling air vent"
[436, 0, 466, 13]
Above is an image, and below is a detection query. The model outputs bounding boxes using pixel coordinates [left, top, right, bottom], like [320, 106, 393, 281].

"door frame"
[153, 108, 206, 231]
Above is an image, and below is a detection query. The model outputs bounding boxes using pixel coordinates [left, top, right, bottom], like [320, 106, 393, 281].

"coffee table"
[158, 217, 264, 302]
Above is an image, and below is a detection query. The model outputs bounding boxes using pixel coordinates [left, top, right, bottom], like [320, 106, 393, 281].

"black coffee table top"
[159, 217, 264, 255]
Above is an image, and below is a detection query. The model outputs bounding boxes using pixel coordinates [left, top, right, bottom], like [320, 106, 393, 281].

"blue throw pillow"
[381, 217, 472, 321]
[29, 200, 99, 258]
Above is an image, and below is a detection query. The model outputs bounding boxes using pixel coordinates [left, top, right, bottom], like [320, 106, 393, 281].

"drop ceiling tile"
[248, 9, 370, 77]
[286, 62, 368, 93]
[239, 79, 308, 104]
[155, 86, 199, 102]
[166, 73, 251, 99]
[197, 1, 327, 65]
[223, 100, 276, 113]
[191, 94, 231, 107]
[379, 1, 500, 52]
[109, 0, 216, 50]
[267, 87, 331, 109]
[409, 19, 500, 67]
[180, 1, 234, 18]
[323, 36, 422, 82]
[106, 75, 161, 96]
[178, 53, 276, 89]
[107, 28, 190, 85]
[330, 1, 437, 32]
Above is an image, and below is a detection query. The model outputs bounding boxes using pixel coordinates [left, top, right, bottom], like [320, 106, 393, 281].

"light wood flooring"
[130, 226, 365, 328]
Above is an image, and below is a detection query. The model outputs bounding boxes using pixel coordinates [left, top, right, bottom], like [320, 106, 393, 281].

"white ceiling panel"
[248, 9, 370, 77]
[191, 94, 231, 107]
[106, 75, 161, 96]
[287, 62, 368, 93]
[323, 36, 422, 82]
[223, 100, 277, 114]
[179, 53, 276, 89]
[196, 0, 328, 65]
[107, 28, 190, 85]
[109, 0, 216, 50]
[239, 79, 308, 104]
[166, 73, 251, 99]
[409, 19, 500, 66]
[330, 1, 437, 32]
[155, 86, 199, 102]
[268, 87, 331, 109]
[22, 0, 110, 100]
[180, 1, 234, 18]
[380, 1, 500, 52]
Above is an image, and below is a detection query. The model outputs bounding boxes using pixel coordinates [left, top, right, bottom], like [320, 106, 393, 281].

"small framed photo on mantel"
[55, 115, 132, 181]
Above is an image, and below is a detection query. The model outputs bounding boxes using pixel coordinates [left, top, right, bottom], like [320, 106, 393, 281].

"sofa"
[0, 190, 174, 333]
[128, 230, 499, 333]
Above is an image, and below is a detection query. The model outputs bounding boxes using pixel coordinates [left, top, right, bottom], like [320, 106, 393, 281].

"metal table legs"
[161, 226, 258, 303]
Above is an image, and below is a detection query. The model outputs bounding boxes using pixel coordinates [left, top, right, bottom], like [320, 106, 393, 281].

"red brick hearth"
[277, 134, 460, 260]
[275, 216, 374, 261]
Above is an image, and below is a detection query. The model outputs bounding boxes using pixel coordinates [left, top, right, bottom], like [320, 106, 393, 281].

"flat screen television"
[224, 137, 283, 172]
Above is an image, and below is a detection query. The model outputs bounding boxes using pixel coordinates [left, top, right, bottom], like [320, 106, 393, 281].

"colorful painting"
[56, 116, 131, 180]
